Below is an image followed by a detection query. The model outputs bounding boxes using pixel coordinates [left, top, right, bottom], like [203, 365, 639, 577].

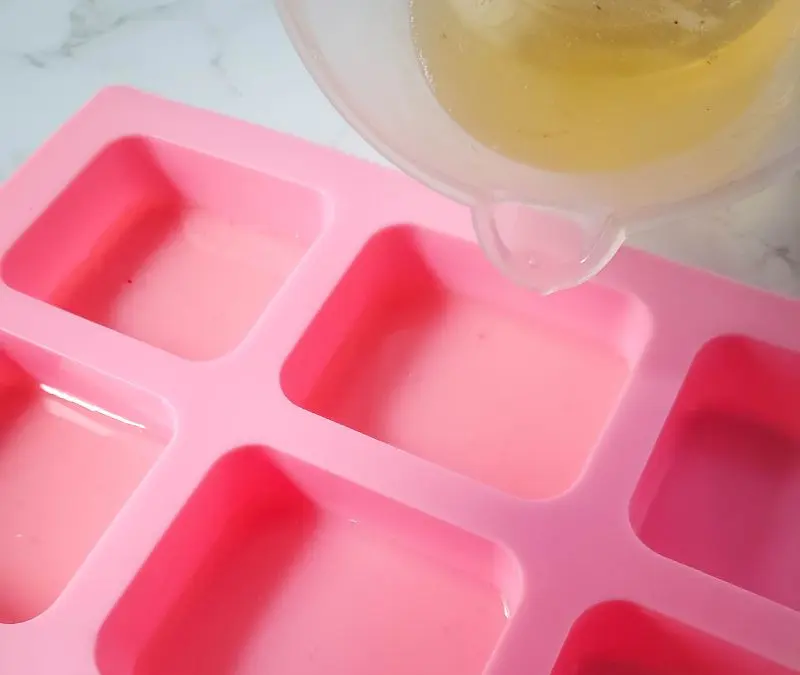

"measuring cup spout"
[471, 200, 626, 294]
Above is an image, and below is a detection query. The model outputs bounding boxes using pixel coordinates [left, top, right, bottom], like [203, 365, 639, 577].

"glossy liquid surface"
[411, 0, 797, 171]
[58, 206, 308, 362]
[136, 512, 506, 675]
[0, 381, 164, 622]
[307, 289, 631, 499]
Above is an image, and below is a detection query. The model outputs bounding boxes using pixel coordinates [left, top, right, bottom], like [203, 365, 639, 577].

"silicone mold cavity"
[551, 602, 795, 675]
[0, 336, 172, 624]
[632, 335, 800, 611]
[2, 137, 322, 361]
[97, 447, 514, 675]
[283, 225, 650, 499]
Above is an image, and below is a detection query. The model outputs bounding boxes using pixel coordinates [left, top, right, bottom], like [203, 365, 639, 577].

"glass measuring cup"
[276, 0, 800, 293]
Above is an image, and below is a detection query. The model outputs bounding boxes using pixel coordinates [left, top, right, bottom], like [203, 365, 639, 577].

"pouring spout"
[471, 200, 625, 294]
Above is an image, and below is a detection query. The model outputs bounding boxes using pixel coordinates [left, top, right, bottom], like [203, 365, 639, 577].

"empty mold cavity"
[632, 335, 800, 611]
[551, 601, 792, 675]
[97, 446, 518, 675]
[2, 137, 322, 360]
[282, 226, 650, 499]
[0, 337, 172, 623]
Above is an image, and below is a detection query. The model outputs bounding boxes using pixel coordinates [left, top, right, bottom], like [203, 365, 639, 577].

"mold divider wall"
[52, 422, 232, 631]
[475, 483, 800, 674]
[0, 286, 196, 403]
[219, 208, 386, 387]
[598, 539, 800, 671]
[569, 241, 800, 515]
[566, 326, 700, 517]
[481, 593, 594, 675]
[248, 389, 535, 561]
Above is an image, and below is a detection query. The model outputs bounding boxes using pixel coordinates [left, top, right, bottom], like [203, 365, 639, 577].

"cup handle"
[471, 200, 625, 294]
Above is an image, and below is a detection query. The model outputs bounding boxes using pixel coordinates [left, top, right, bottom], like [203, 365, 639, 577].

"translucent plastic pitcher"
[276, 0, 800, 293]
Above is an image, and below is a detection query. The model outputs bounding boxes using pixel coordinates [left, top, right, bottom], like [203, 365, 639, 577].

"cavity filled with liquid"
[411, 0, 798, 172]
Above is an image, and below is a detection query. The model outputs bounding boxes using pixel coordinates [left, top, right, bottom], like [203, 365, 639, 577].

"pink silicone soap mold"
[0, 88, 797, 675]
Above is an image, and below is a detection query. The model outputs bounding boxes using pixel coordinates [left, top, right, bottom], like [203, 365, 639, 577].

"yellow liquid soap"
[410, 0, 798, 172]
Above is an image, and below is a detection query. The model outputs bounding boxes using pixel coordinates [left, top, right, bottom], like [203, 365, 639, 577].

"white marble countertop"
[2, 0, 800, 295]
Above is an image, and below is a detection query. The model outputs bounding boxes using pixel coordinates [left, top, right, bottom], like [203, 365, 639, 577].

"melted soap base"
[411, 0, 798, 172]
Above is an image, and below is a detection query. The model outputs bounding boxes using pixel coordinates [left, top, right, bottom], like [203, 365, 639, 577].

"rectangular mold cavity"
[632, 336, 800, 611]
[96, 446, 517, 675]
[0, 337, 172, 623]
[2, 137, 323, 361]
[550, 601, 792, 675]
[282, 226, 650, 499]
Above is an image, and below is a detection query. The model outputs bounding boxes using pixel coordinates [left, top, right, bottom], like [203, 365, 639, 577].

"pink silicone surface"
[0, 88, 797, 675]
